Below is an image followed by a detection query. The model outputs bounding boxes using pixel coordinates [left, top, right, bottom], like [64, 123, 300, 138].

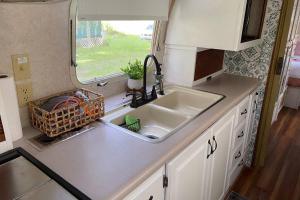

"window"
[75, 20, 155, 82]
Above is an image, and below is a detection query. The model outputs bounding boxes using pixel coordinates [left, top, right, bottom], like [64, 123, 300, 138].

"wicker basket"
[29, 89, 104, 137]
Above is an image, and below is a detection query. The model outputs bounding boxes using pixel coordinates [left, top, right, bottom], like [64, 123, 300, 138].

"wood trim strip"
[254, 0, 296, 167]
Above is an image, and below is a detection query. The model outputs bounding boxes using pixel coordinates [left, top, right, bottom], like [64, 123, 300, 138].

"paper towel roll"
[0, 75, 23, 142]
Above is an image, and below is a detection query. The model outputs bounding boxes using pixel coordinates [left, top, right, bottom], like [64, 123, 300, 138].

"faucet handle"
[126, 92, 136, 97]
[126, 92, 138, 108]
[126, 90, 142, 97]
[126, 91, 142, 108]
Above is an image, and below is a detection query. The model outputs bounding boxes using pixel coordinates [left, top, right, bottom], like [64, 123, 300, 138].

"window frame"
[72, 19, 157, 85]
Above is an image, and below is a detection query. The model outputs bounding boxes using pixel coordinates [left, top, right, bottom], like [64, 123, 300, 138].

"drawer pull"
[207, 139, 213, 159]
[235, 151, 241, 159]
[238, 131, 244, 138]
[212, 136, 218, 153]
[241, 109, 248, 115]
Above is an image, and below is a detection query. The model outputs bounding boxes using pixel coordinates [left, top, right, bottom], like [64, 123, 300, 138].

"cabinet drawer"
[230, 145, 243, 170]
[228, 159, 244, 187]
[236, 97, 250, 125]
[232, 122, 247, 150]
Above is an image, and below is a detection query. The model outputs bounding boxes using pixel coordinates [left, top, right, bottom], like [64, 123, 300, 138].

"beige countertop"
[15, 74, 259, 200]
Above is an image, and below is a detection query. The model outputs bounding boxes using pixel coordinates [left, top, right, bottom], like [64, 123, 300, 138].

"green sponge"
[125, 115, 141, 132]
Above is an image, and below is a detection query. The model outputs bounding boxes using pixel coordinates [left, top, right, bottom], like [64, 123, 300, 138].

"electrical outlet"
[16, 82, 33, 107]
[11, 54, 31, 81]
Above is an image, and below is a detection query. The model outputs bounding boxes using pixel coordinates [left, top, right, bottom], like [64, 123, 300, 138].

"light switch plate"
[11, 54, 31, 81]
[16, 82, 33, 107]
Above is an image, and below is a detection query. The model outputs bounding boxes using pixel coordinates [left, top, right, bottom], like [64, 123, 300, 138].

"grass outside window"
[76, 21, 154, 82]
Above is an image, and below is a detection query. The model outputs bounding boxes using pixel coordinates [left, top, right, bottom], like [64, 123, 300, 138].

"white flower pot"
[128, 79, 142, 90]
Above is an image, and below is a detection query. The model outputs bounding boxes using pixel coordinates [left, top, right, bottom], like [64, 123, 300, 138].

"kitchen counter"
[15, 74, 259, 200]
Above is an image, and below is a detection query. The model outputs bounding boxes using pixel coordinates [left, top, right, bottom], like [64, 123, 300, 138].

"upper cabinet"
[165, 0, 267, 51]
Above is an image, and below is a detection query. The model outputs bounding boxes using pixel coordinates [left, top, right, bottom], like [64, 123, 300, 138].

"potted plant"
[121, 60, 144, 90]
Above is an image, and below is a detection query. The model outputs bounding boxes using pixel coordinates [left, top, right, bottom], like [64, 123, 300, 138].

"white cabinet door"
[166, 129, 212, 200]
[166, 0, 267, 51]
[208, 110, 235, 200]
[124, 167, 165, 200]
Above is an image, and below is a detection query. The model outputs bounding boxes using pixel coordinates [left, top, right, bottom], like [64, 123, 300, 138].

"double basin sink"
[102, 86, 225, 143]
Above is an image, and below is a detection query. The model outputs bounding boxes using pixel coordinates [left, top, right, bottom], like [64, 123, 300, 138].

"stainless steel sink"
[102, 86, 225, 143]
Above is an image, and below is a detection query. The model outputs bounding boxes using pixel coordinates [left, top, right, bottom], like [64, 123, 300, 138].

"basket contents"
[40, 96, 81, 112]
[29, 89, 104, 138]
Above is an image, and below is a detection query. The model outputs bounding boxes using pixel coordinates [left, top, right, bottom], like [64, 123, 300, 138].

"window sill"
[70, 69, 128, 98]
[78, 73, 127, 85]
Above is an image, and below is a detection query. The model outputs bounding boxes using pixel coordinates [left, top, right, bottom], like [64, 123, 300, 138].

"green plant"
[121, 60, 144, 80]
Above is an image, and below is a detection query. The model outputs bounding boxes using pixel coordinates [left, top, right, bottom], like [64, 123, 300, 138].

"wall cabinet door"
[207, 111, 235, 200]
[166, 0, 268, 51]
[123, 167, 165, 200]
[166, 129, 212, 200]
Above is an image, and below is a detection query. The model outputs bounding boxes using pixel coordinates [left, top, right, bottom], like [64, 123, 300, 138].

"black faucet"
[126, 54, 164, 108]
[142, 54, 164, 100]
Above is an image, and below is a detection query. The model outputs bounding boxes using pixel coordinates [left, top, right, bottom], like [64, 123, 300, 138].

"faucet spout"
[143, 54, 162, 100]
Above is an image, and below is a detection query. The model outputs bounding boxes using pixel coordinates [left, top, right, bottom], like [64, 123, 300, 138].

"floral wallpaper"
[224, 0, 283, 166]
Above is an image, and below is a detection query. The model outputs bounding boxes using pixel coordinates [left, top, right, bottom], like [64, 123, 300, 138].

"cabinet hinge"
[163, 175, 168, 188]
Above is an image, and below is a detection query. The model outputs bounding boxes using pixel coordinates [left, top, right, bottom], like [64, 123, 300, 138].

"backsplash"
[0, 1, 75, 127]
[224, 0, 283, 166]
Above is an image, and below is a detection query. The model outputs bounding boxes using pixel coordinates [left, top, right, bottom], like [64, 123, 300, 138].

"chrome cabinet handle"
[212, 136, 218, 153]
[235, 151, 242, 159]
[207, 139, 213, 159]
[241, 109, 248, 115]
[238, 131, 244, 138]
